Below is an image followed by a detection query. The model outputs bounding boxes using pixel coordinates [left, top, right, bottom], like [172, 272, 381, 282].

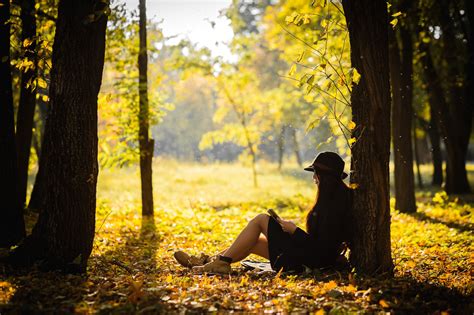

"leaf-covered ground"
[1, 161, 473, 314]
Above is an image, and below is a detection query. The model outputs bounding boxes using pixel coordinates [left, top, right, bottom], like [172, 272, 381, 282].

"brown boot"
[174, 251, 210, 268]
[192, 255, 231, 274]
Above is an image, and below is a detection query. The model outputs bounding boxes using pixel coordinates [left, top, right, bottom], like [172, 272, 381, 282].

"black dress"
[267, 189, 350, 272]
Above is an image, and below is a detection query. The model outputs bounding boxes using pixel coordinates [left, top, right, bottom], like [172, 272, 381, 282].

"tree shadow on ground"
[242, 268, 472, 314]
[408, 211, 473, 233]
[0, 255, 90, 313]
[87, 216, 167, 314]
[0, 216, 163, 314]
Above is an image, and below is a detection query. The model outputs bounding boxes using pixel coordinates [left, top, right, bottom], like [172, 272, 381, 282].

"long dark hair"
[306, 172, 352, 238]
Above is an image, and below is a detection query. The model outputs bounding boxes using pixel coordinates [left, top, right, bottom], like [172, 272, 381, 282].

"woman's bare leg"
[221, 214, 269, 262]
[234, 235, 270, 262]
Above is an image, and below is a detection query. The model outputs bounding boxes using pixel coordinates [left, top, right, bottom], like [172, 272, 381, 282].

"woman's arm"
[277, 218, 298, 234]
[277, 218, 313, 245]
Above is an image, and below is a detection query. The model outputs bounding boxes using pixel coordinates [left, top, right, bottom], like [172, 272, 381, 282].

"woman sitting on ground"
[174, 151, 353, 274]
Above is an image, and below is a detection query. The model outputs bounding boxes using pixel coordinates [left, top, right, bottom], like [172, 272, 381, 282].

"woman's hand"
[277, 218, 298, 234]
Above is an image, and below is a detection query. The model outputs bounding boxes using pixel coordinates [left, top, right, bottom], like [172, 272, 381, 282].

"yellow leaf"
[297, 51, 305, 62]
[37, 78, 47, 89]
[314, 309, 325, 315]
[23, 38, 33, 47]
[325, 280, 337, 290]
[348, 137, 356, 146]
[348, 121, 356, 130]
[285, 12, 299, 24]
[379, 299, 390, 308]
[165, 274, 173, 283]
[406, 260, 416, 268]
[345, 284, 357, 292]
[41, 95, 49, 102]
[289, 64, 297, 76]
[303, 15, 311, 24]
[351, 68, 361, 85]
[390, 18, 398, 28]
[391, 11, 402, 17]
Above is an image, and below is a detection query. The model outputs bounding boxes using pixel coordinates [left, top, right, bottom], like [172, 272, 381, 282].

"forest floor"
[1, 160, 473, 314]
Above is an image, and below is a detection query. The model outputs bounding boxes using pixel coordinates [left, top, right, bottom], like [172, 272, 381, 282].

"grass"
[1, 159, 473, 314]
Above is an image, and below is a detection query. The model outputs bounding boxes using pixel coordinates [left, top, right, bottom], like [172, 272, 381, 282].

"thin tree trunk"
[412, 118, 424, 189]
[419, 115, 443, 186]
[428, 112, 443, 186]
[342, 0, 393, 275]
[277, 125, 285, 170]
[10, 0, 108, 270]
[290, 127, 302, 167]
[430, 0, 471, 194]
[138, 0, 154, 217]
[218, 82, 258, 187]
[16, 0, 37, 209]
[0, 0, 26, 247]
[249, 141, 258, 188]
[388, 26, 416, 213]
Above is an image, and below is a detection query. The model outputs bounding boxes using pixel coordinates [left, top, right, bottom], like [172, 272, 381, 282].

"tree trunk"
[420, 44, 471, 194]
[0, 0, 26, 247]
[388, 26, 416, 213]
[277, 125, 285, 170]
[138, 0, 154, 217]
[465, 0, 474, 147]
[10, 0, 108, 270]
[342, 0, 393, 275]
[16, 0, 37, 209]
[426, 0, 472, 194]
[412, 118, 424, 189]
[420, 113, 443, 186]
[290, 127, 302, 167]
[428, 117, 443, 187]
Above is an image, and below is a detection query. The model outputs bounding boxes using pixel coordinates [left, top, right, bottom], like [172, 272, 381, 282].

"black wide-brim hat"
[304, 151, 348, 179]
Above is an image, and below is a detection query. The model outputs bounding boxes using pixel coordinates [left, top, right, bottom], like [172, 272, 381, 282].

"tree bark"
[342, 0, 393, 275]
[388, 26, 416, 213]
[0, 0, 26, 247]
[427, 112, 443, 186]
[138, 0, 154, 217]
[412, 118, 424, 189]
[16, 0, 37, 209]
[10, 0, 108, 270]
